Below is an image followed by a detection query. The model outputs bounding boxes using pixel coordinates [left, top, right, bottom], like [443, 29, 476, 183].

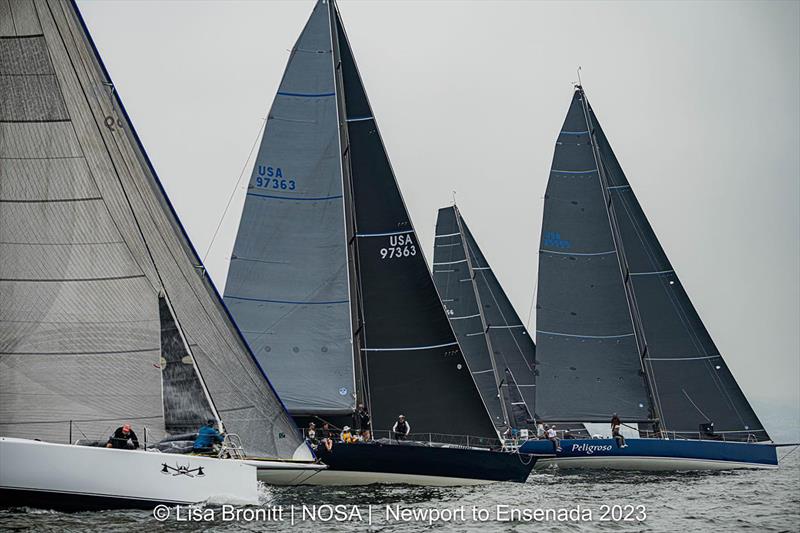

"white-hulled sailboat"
[0, 0, 321, 511]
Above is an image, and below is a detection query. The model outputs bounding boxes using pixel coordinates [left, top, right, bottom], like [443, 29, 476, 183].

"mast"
[453, 205, 511, 429]
[574, 85, 662, 431]
[328, 0, 370, 418]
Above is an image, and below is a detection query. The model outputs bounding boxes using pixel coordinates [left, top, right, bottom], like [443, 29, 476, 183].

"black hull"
[318, 441, 535, 483]
[0, 487, 172, 512]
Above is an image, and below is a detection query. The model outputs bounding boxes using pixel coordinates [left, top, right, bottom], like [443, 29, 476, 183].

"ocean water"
[2, 449, 798, 533]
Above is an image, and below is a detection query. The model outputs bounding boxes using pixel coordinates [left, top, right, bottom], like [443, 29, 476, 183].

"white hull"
[246, 459, 327, 485]
[255, 466, 493, 486]
[535, 455, 779, 471]
[0, 437, 258, 509]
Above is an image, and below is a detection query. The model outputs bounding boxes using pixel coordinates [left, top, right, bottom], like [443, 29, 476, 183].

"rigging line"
[202, 116, 268, 264]
[681, 388, 711, 422]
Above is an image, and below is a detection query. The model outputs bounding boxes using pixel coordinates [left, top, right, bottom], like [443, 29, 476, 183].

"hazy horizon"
[77, 0, 799, 432]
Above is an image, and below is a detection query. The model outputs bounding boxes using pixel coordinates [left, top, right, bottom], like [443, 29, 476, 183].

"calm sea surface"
[2, 449, 798, 532]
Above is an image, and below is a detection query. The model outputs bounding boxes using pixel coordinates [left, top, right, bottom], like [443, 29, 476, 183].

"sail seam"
[647, 355, 722, 361]
[551, 169, 598, 174]
[360, 342, 458, 352]
[629, 269, 675, 276]
[435, 232, 460, 238]
[537, 330, 635, 339]
[355, 229, 413, 237]
[433, 259, 467, 265]
[0, 197, 102, 204]
[225, 295, 348, 305]
[276, 91, 335, 98]
[1, 274, 145, 282]
[247, 192, 343, 201]
[540, 249, 615, 256]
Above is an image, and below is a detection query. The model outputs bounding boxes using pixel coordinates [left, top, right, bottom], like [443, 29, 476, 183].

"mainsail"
[433, 206, 537, 431]
[224, 0, 498, 440]
[536, 86, 768, 441]
[0, 0, 307, 459]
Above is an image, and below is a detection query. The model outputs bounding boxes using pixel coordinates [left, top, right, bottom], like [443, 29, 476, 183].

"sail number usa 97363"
[380, 234, 416, 260]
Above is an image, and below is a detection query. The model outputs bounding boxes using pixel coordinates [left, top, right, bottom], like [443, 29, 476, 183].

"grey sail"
[588, 102, 769, 441]
[223, 0, 355, 416]
[432, 207, 508, 430]
[433, 206, 538, 430]
[459, 212, 537, 428]
[535, 90, 652, 423]
[0, 0, 306, 460]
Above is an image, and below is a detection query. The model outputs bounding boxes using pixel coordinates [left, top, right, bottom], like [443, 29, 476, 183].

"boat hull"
[519, 438, 778, 471]
[0, 437, 258, 511]
[257, 441, 535, 486]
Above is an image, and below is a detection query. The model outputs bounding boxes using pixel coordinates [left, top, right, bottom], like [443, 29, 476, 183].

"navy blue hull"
[519, 438, 777, 469]
[318, 441, 535, 483]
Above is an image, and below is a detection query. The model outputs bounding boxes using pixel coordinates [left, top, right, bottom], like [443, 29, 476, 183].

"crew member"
[392, 415, 410, 441]
[610, 413, 628, 448]
[341, 426, 356, 443]
[354, 403, 371, 436]
[193, 419, 225, 452]
[106, 423, 139, 449]
[545, 424, 561, 453]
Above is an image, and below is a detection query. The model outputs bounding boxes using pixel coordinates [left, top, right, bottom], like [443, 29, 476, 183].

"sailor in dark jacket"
[354, 403, 370, 435]
[106, 423, 139, 449]
[392, 415, 410, 441]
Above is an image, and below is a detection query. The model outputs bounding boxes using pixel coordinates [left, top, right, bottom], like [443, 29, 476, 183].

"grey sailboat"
[432, 205, 538, 435]
[0, 0, 319, 510]
[222, 0, 536, 484]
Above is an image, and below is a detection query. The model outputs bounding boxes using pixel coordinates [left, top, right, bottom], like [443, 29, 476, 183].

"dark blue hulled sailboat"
[519, 86, 778, 470]
[220, 0, 535, 485]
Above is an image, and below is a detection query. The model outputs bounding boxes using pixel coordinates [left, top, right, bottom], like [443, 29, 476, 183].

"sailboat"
[0, 0, 322, 511]
[432, 205, 538, 436]
[518, 85, 779, 469]
[221, 0, 535, 485]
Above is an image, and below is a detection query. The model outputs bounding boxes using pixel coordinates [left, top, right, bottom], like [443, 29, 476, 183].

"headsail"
[433, 206, 537, 431]
[535, 90, 652, 423]
[0, 0, 306, 459]
[223, 0, 355, 416]
[587, 100, 769, 441]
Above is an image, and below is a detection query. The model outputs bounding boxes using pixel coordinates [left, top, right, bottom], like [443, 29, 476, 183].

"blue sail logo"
[543, 231, 571, 249]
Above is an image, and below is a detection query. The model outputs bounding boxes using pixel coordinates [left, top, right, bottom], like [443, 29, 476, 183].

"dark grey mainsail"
[536, 90, 652, 423]
[0, 0, 307, 459]
[587, 101, 769, 441]
[223, 0, 354, 416]
[433, 206, 537, 431]
[536, 86, 768, 442]
[224, 0, 499, 441]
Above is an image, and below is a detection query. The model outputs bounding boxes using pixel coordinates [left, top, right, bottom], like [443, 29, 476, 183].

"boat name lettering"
[570, 443, 613, 455]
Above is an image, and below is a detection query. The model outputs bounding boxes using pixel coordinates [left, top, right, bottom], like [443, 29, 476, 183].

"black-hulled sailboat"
[519, 86, 778, 469]
[0, 0, 323, 511]
[222, 0, 534, 485]
[432, 205, 538, 436]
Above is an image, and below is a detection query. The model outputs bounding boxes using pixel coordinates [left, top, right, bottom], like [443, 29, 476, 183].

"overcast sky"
[77, 1, 799, 421]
